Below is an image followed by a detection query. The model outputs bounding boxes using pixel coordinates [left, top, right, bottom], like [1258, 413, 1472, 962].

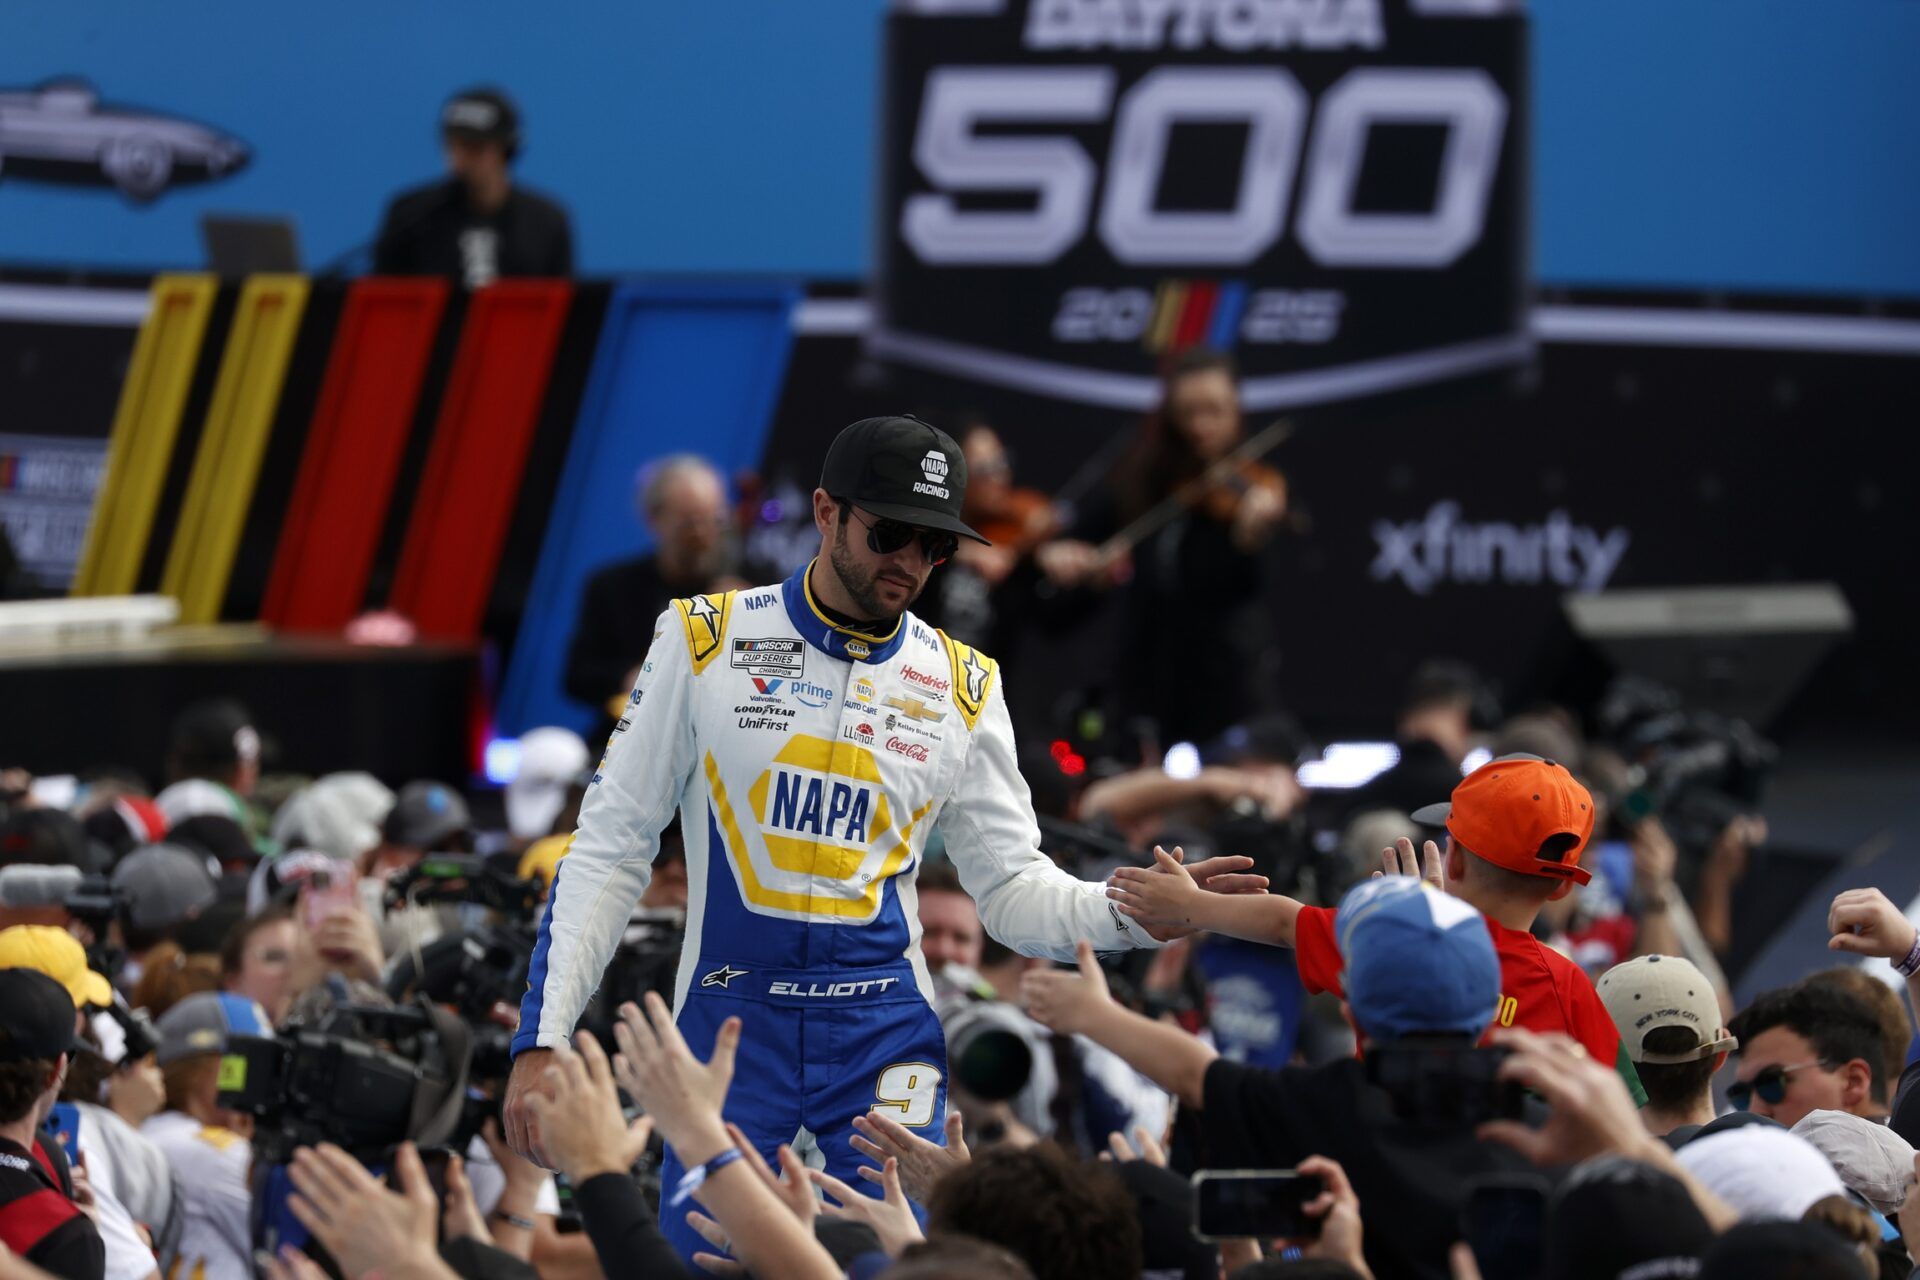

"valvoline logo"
[751, 677, 784, 696]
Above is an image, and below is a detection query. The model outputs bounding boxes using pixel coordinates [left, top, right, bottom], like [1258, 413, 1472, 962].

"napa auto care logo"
[872, 0, 1531, 410]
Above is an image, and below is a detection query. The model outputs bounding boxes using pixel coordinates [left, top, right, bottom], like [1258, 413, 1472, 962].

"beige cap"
[1597, 954, 1736, 1064]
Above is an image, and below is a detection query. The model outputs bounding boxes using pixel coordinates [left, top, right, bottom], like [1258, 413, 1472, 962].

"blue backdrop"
[3, 0, 1917, 297]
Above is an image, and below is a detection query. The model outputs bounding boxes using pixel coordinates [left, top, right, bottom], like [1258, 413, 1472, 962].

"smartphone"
[389, 1146, 455, 1204]
[40, 1101, 81, 1166]
[1366, 1043, 1526, 1126]
[1461, 1174, 1549, 1279]
[302, 868, 357, 931]
[1191, 1170, 1323, 1242]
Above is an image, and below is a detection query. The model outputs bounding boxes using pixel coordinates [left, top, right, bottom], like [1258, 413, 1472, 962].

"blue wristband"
[669, 1146, 744, 1209]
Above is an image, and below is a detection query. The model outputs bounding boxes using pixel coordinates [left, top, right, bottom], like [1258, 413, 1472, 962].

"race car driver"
[503, 414, 1257, 1260]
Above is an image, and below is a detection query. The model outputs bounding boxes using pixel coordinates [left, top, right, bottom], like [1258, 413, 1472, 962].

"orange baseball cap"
[1410, 754, 1596, 885]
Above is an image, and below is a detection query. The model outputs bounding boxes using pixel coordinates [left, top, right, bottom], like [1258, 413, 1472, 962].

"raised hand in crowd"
[477, 1118, 544, 1260]
[521, 1032, 655, 1185]
[1103, 1125, 1166, 1166]
[439, 1152, 494, 1248]
[849, 1109, 969, 1205]
[264, 1247, 335, 1280]
[686, 1124, 816, 1275]
[1377, 835, 1446, 891]
[1107, 846, 1296, 947]
[609, 993, 838, 1280]
[1020, 940, 1117, 1038]
[286, 1142, 455, 1280]
[809, 1158, 925, 1259]
[1477, 1027, 1737, 1231]
[1292, 1155, 1373, 1280]
[1827, 886, 1917, 962]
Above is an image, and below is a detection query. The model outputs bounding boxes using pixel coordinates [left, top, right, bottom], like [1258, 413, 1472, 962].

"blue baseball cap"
[1337, 877, 1498, 1042]
[155, 991, 271, 1065]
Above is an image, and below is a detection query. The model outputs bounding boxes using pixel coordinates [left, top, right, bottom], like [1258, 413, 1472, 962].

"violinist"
[921, 418, 1063, 657]
[1044, 346, 1289, 747]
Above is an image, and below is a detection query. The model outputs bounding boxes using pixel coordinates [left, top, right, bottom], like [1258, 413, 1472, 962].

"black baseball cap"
[0, 967, 83, 1062]
[820, 415, 988, 544]
[442, 87, 519, 146]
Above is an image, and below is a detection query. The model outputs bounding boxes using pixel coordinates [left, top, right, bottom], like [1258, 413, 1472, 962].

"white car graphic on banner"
[0, 79, 249, 201]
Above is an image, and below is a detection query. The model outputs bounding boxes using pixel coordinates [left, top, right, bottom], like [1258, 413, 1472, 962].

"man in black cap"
[372, 85, 573, 288]
[0, 968, 104, 1280]
[503, 414, 1259, 1264]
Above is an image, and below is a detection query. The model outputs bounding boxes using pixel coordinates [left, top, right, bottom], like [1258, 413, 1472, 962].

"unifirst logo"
[766, 769, 875, 845]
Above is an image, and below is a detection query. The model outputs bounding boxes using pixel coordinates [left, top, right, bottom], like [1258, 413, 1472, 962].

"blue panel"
[496, 280, 800, 736]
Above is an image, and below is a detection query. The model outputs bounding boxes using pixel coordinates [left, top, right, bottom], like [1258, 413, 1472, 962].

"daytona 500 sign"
[870, 0, 1531, 411]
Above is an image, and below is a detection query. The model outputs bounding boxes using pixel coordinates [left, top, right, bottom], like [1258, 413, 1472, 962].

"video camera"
[379, 856, 543, 1087]
[217, 999, 471, 1166]
[1597, 676, 1776, 853]
[1364, 1039, 1526, 1127]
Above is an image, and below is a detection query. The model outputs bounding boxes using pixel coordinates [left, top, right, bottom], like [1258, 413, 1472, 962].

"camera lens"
[950, 1025, 1032, 1101]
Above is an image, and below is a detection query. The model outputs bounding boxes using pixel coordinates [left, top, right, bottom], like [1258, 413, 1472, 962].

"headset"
[441, 86, 521, 161]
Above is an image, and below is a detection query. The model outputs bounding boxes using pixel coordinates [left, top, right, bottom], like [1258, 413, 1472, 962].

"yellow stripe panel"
[160, 275, 310, 623]
[71, 274, 218, 597]
[675, 592, 733, 674]
[1145, 280, 1186, 353]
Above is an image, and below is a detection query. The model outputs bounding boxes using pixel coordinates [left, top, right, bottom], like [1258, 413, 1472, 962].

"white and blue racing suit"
[514, 562, 1157, 1260]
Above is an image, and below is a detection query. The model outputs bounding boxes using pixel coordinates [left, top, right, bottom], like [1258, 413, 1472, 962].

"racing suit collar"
[786, 561, 907, 665]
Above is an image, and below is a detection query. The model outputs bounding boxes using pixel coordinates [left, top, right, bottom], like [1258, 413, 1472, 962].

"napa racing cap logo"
[916, 450, 950, 499]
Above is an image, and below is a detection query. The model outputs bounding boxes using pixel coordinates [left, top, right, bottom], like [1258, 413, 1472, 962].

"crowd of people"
[0, 361, 1911, 1280]
[0, 678, 1914, 1280]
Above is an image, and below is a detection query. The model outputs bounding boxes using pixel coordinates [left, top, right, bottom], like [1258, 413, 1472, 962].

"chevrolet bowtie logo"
[701, 964, 749, 990]
[883, 694, 945, 723]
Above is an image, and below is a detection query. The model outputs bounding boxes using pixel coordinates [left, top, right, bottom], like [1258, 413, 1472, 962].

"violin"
[1189, 456, 1287, 525]
[1099, 418, 1294, 559]
[967, 486, 1062, 554]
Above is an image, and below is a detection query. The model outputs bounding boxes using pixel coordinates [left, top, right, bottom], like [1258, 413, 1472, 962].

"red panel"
[262, 279, 449, 631]
[1172, 280, 1218, 352]
[389, 280, 573, 641]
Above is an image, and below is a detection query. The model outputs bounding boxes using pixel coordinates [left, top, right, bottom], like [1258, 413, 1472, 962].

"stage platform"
[0, 626, 478, 786]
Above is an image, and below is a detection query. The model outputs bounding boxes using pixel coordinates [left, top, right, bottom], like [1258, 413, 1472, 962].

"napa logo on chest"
[713, 734, 930, 922]
[765, 768, 876, 845]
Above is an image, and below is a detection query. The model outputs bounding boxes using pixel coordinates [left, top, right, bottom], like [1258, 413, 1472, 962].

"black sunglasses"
[843, 504, 957, 566]
[1727, 1059, 1829, 1111]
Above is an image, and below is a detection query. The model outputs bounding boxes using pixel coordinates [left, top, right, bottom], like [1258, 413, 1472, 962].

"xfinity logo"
[1370, 502, 1630, 597]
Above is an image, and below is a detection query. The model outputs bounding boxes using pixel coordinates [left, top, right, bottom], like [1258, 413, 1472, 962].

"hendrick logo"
[901, 665, 950, 697]
[1370, 502, 1630, 597]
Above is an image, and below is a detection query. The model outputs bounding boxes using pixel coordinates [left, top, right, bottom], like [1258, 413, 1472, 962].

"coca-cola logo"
[901, 665, 950, 696]
[886, 736, 930, 763]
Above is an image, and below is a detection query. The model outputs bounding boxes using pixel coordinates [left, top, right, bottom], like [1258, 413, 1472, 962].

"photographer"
[1024, 877, 1538, 1278]
[141, 995, 268, 1280]
[0, 970, 105, 1280]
